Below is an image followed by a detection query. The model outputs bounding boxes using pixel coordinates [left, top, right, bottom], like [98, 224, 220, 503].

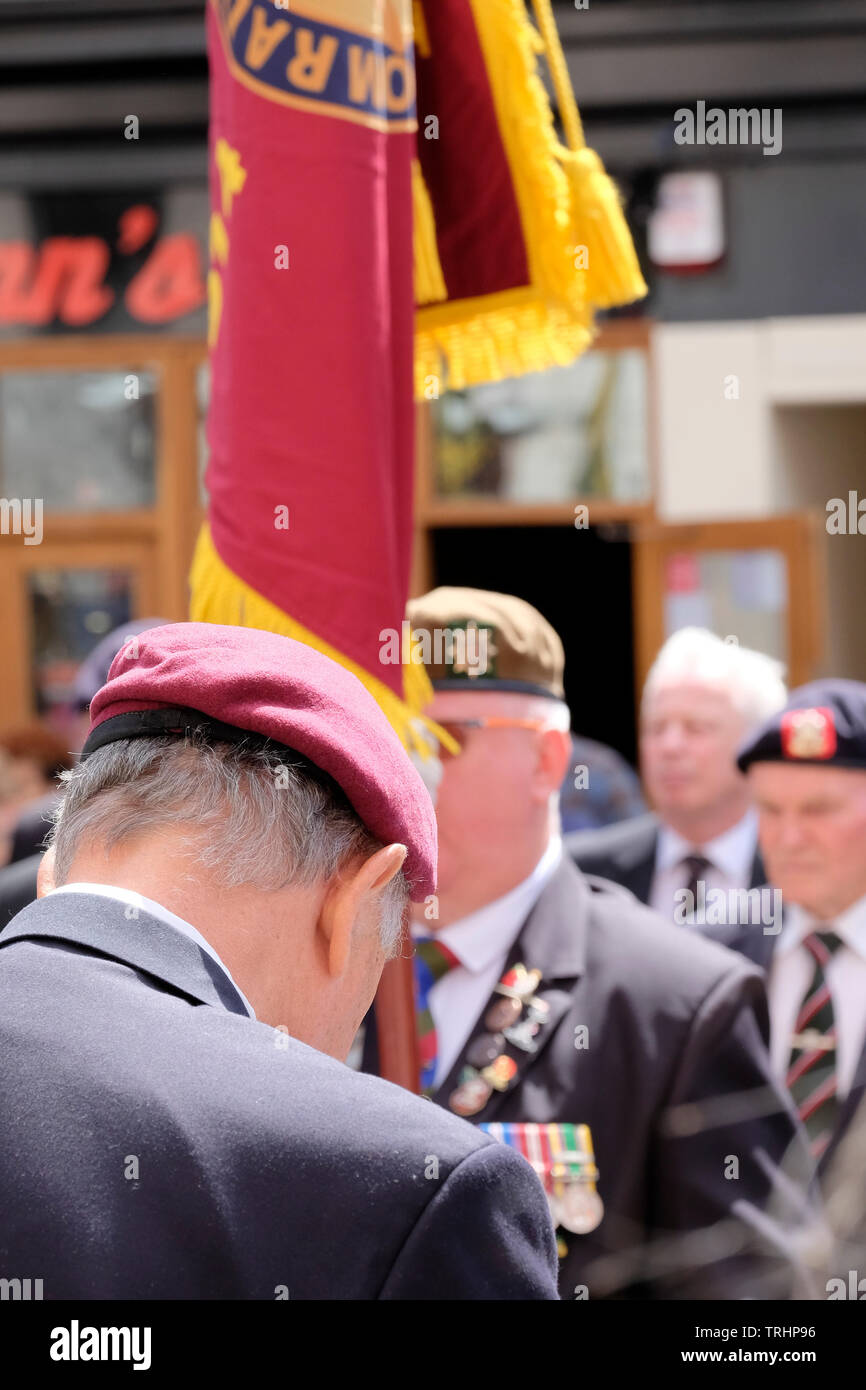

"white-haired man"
[569, 627, 787, 965]
[363, 591, 818, 1300]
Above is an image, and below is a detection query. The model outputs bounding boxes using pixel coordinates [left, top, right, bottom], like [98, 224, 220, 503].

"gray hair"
[642, 627, 787, 728]
[48, 736, 408, 954]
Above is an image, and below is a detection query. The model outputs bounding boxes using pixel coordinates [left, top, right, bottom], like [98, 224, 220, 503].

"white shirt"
[417, 836, 562, 1087]
[48, 882, 256, 1019]
[768, 896, 866, 1100]
[650, 810, 759, 925]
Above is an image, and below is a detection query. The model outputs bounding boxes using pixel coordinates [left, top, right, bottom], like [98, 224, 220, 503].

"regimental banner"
[192, 0, 646, 747]
[193, 0, 429, 749]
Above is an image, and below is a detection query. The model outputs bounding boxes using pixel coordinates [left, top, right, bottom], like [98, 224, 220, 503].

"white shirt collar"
[47, 883, 256, 1018]
[777, 893, 866, 961]
[655, 809, 758, 878]
[423, 836, 562, 974]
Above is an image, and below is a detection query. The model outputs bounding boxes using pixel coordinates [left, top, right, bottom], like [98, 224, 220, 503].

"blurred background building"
[0, 0, 865, 767]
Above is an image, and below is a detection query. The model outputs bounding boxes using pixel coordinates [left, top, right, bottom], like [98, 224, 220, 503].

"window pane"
[432, 349, 650, 502]
[0, 370, 157, 511]
[664, 549, 788, 665]
[28, 568, 133, 721]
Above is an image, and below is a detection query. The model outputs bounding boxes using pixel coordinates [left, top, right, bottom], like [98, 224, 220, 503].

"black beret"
[737, 678, 866, 773]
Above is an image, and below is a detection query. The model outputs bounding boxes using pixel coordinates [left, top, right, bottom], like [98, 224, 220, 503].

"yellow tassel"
[189, 523, 449, 756]
[412, 158, 447, 306]
[529, 0, 647, 308]
[559, 146, 647, 309]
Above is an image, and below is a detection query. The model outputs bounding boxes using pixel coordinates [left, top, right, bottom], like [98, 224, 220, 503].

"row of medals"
[448, 963, 547, 1119]
[448, 963, 604, 1236]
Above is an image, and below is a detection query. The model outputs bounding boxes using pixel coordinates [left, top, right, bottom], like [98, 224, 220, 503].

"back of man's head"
[48, 734, 409, 953]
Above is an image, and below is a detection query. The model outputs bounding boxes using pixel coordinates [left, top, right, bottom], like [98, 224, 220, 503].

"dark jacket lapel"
[617, 818, 658, 904]
[749, 848, 767, 890]
[433, 858, 588, 1118]
[0, 892, 252, 1017]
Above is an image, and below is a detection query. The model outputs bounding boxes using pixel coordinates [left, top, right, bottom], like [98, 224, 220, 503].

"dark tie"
[679, 852, 711, 923]
[787, 929, 845, 1160]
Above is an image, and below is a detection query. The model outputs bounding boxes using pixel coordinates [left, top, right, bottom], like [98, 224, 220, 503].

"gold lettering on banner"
[286, 29, 339, 93]
[244, 6, 291, 70]
[348, 45, 385, 109]
[225, 0, 252, 39]
[384, 53, 414, 112]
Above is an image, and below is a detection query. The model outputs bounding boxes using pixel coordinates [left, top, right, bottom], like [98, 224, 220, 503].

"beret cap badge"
[442, 620, 498, 680]
[781, 707, 837, 761]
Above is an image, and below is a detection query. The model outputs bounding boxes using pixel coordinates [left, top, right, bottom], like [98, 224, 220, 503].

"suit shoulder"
[585, 884, 762, 1001]
[175, 1006, 494, 1169]
[565, 813, 657, 868]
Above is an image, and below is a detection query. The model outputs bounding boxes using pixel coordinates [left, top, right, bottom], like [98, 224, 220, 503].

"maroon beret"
[83, 622, 436, 900]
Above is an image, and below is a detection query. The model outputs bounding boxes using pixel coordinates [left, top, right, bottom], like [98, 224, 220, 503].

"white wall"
[654, 315, 866, 521]
[653, 314, 866, 679]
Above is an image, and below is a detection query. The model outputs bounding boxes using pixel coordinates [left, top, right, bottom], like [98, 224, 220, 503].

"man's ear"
[317, 843, 407, 979]
[37, 846, 57, 899]
[532, 727, 571, 803]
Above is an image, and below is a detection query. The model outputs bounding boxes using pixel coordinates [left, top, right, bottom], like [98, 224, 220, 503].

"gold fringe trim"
[416, 288, 591, 396]
[189, 523, 447, 756]
[412, 0, 646, 397]
[412, 157, 447, 306]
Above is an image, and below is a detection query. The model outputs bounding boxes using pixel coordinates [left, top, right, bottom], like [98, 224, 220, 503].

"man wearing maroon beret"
[0, 622, 558, 1300]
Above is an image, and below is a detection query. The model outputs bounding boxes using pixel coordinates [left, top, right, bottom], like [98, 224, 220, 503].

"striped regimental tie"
[414, 936, 461, 1093]
[787, 929, 845, 1161]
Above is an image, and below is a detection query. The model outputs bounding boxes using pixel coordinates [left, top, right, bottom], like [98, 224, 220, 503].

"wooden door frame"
[0, 334, 207, 725]
[0, 538, 159, 728]
[631, 512, 826, 704]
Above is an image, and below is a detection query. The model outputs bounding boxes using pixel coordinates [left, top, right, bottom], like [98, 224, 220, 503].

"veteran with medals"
[363, 588, 821, 1299]
[737, 680, 866, 1175]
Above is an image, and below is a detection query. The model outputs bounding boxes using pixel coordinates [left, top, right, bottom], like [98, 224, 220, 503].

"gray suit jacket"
[0, 892, 558, 1300]
[366, 859, 819, 1298]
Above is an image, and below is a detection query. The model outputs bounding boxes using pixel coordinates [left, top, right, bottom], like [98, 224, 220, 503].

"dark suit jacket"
[566, 813, 771, 969]
[0, 854, 40, 924]
[7, 792, 58, 864]
[0, 892, 558, 1300]
[572, 821, 866, 1170]
[365, 859, 818, 1299]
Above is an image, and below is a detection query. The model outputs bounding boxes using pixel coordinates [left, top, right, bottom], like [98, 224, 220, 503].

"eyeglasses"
[435, 717, 547, 755]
